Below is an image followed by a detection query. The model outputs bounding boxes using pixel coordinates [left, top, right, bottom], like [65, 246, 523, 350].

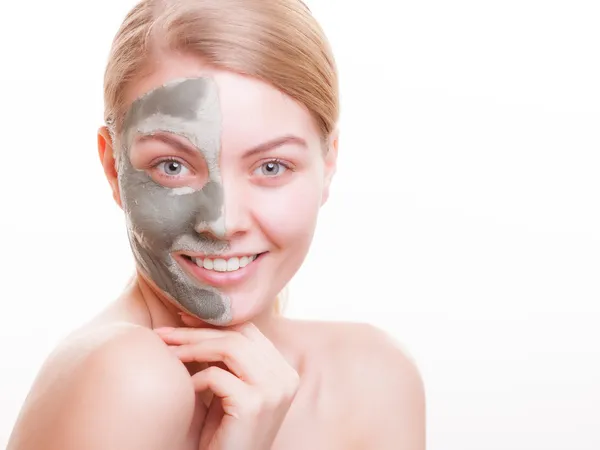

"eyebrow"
[135, 132, 200, 158]
[243, 135, 307, 158]
[135, 132, 307, 157]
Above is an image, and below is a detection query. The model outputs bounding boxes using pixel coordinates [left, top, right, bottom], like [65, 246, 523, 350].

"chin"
[226, 289, 279, 322]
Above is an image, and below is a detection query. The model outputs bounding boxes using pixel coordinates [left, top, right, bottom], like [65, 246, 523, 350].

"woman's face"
[101, 53, 337, 325]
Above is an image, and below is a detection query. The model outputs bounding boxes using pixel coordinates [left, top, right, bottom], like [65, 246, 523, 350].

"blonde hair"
[103, 0, 339, 314]
[103, 0, 339, 138]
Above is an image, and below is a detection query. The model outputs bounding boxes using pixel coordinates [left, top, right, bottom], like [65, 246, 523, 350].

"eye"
[156, 159, 190, 177]
[254, 160, 289, 177]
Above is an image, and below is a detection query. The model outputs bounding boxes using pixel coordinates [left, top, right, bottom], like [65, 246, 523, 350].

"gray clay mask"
[117, 77, 232, 325]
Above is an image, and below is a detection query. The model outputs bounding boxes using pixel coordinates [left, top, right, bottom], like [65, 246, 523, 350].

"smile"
[184, 254, 259, 272]
[177, 252, 267, 288]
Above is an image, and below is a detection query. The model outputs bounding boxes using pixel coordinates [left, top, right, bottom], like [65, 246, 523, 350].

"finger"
[155, 326, 237, 345]
[223, 323, 296, 384]
[230, 326, 299, 391]
[172, 336, 262, 382]
[228, 322, 284, 368]
[191, 366, 250, 418]
[229, 322, 265, 342]
[158, 326, 276, 383]
[230, 322, 282, 361]
[198, 394, 225, 449]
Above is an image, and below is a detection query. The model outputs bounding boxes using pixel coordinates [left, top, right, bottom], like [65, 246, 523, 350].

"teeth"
[193, 254, 259, 272]
[213, 258, 227, 272]
[227, 258, 240, 271]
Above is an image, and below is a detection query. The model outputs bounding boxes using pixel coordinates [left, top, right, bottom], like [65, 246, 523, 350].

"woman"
[7, 1, 424, 449]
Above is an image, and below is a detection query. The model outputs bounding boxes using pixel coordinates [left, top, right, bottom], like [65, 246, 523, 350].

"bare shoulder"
[7, 322, 197, 450]
[292, 319, 422, 380]
[328, 321, 422, 380]
[291, 320, 425, 450]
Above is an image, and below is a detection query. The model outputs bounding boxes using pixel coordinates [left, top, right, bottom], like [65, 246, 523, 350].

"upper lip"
[177, 251, 265, 259]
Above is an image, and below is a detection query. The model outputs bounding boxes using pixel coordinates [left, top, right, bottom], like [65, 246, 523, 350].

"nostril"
[194, 216, 227, 240]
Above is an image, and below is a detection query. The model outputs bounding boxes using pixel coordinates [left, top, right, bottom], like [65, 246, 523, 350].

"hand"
[155, 319, 300, 450]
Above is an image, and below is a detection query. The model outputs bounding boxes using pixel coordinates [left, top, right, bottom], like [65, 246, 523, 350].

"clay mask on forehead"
[117, 77, 232, 325]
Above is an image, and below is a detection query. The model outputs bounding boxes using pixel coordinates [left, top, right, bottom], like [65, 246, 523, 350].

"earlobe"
[97, 126, 123, 208]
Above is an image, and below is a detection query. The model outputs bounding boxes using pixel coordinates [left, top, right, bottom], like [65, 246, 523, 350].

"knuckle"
[202, 365, 221, 379]
[264, 381, 296, 407]
[206, 365, 219, 374]
[281, 385, 297, 402]
[263, 389, 283, 408]
[214, 337, 234, 356]
[283, 369, 300, 395]
[289, 369, 300, 387]
[240, 391, 264, 416]
[226, 332, 246, 348]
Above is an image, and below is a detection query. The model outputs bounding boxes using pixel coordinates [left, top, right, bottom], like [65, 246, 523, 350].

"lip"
[181, 251, 263, 260]
[175, 252, 266, 288]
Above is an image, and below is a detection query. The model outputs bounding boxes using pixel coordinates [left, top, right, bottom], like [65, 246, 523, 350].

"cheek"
[123, 186, 190, 250]
[253, 176, 323, 247]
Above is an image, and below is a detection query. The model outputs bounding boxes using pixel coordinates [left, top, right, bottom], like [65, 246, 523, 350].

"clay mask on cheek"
[117, 77, 232, 325]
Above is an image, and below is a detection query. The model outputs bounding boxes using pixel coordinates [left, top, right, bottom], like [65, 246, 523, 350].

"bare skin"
[7, 53, 425, 449]
[7, 277, 424, 450]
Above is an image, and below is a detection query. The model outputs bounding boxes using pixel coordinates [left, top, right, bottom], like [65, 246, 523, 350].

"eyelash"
[256, 158, 294, 174]
[151, 157, 190, 178]
[149, 157, 294, 178]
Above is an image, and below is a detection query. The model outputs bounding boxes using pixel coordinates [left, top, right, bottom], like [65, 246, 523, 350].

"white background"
[1, 0, 599, 449]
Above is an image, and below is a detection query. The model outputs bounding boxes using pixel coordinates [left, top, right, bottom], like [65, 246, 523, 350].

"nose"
[221, 174, 253, 239]
[193, 178, 251, 240]
[195, 215, 227, 239]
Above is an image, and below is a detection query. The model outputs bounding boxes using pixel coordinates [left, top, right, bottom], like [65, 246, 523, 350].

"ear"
[321, 128, 339, 206]
[97, 126, 123, 209]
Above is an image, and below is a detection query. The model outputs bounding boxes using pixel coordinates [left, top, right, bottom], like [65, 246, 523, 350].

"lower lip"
[176, 253, 265, 288]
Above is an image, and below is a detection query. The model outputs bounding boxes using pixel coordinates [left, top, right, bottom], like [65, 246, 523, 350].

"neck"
[131, 270, 303, 374]
[133, 269, 284, 342]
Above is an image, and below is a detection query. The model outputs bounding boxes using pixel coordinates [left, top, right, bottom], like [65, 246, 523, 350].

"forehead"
[122, 77, 221, 152]
[123, 77, 216, 127]
[122, 59, 320, 150]
[215, 70, 319, 151]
